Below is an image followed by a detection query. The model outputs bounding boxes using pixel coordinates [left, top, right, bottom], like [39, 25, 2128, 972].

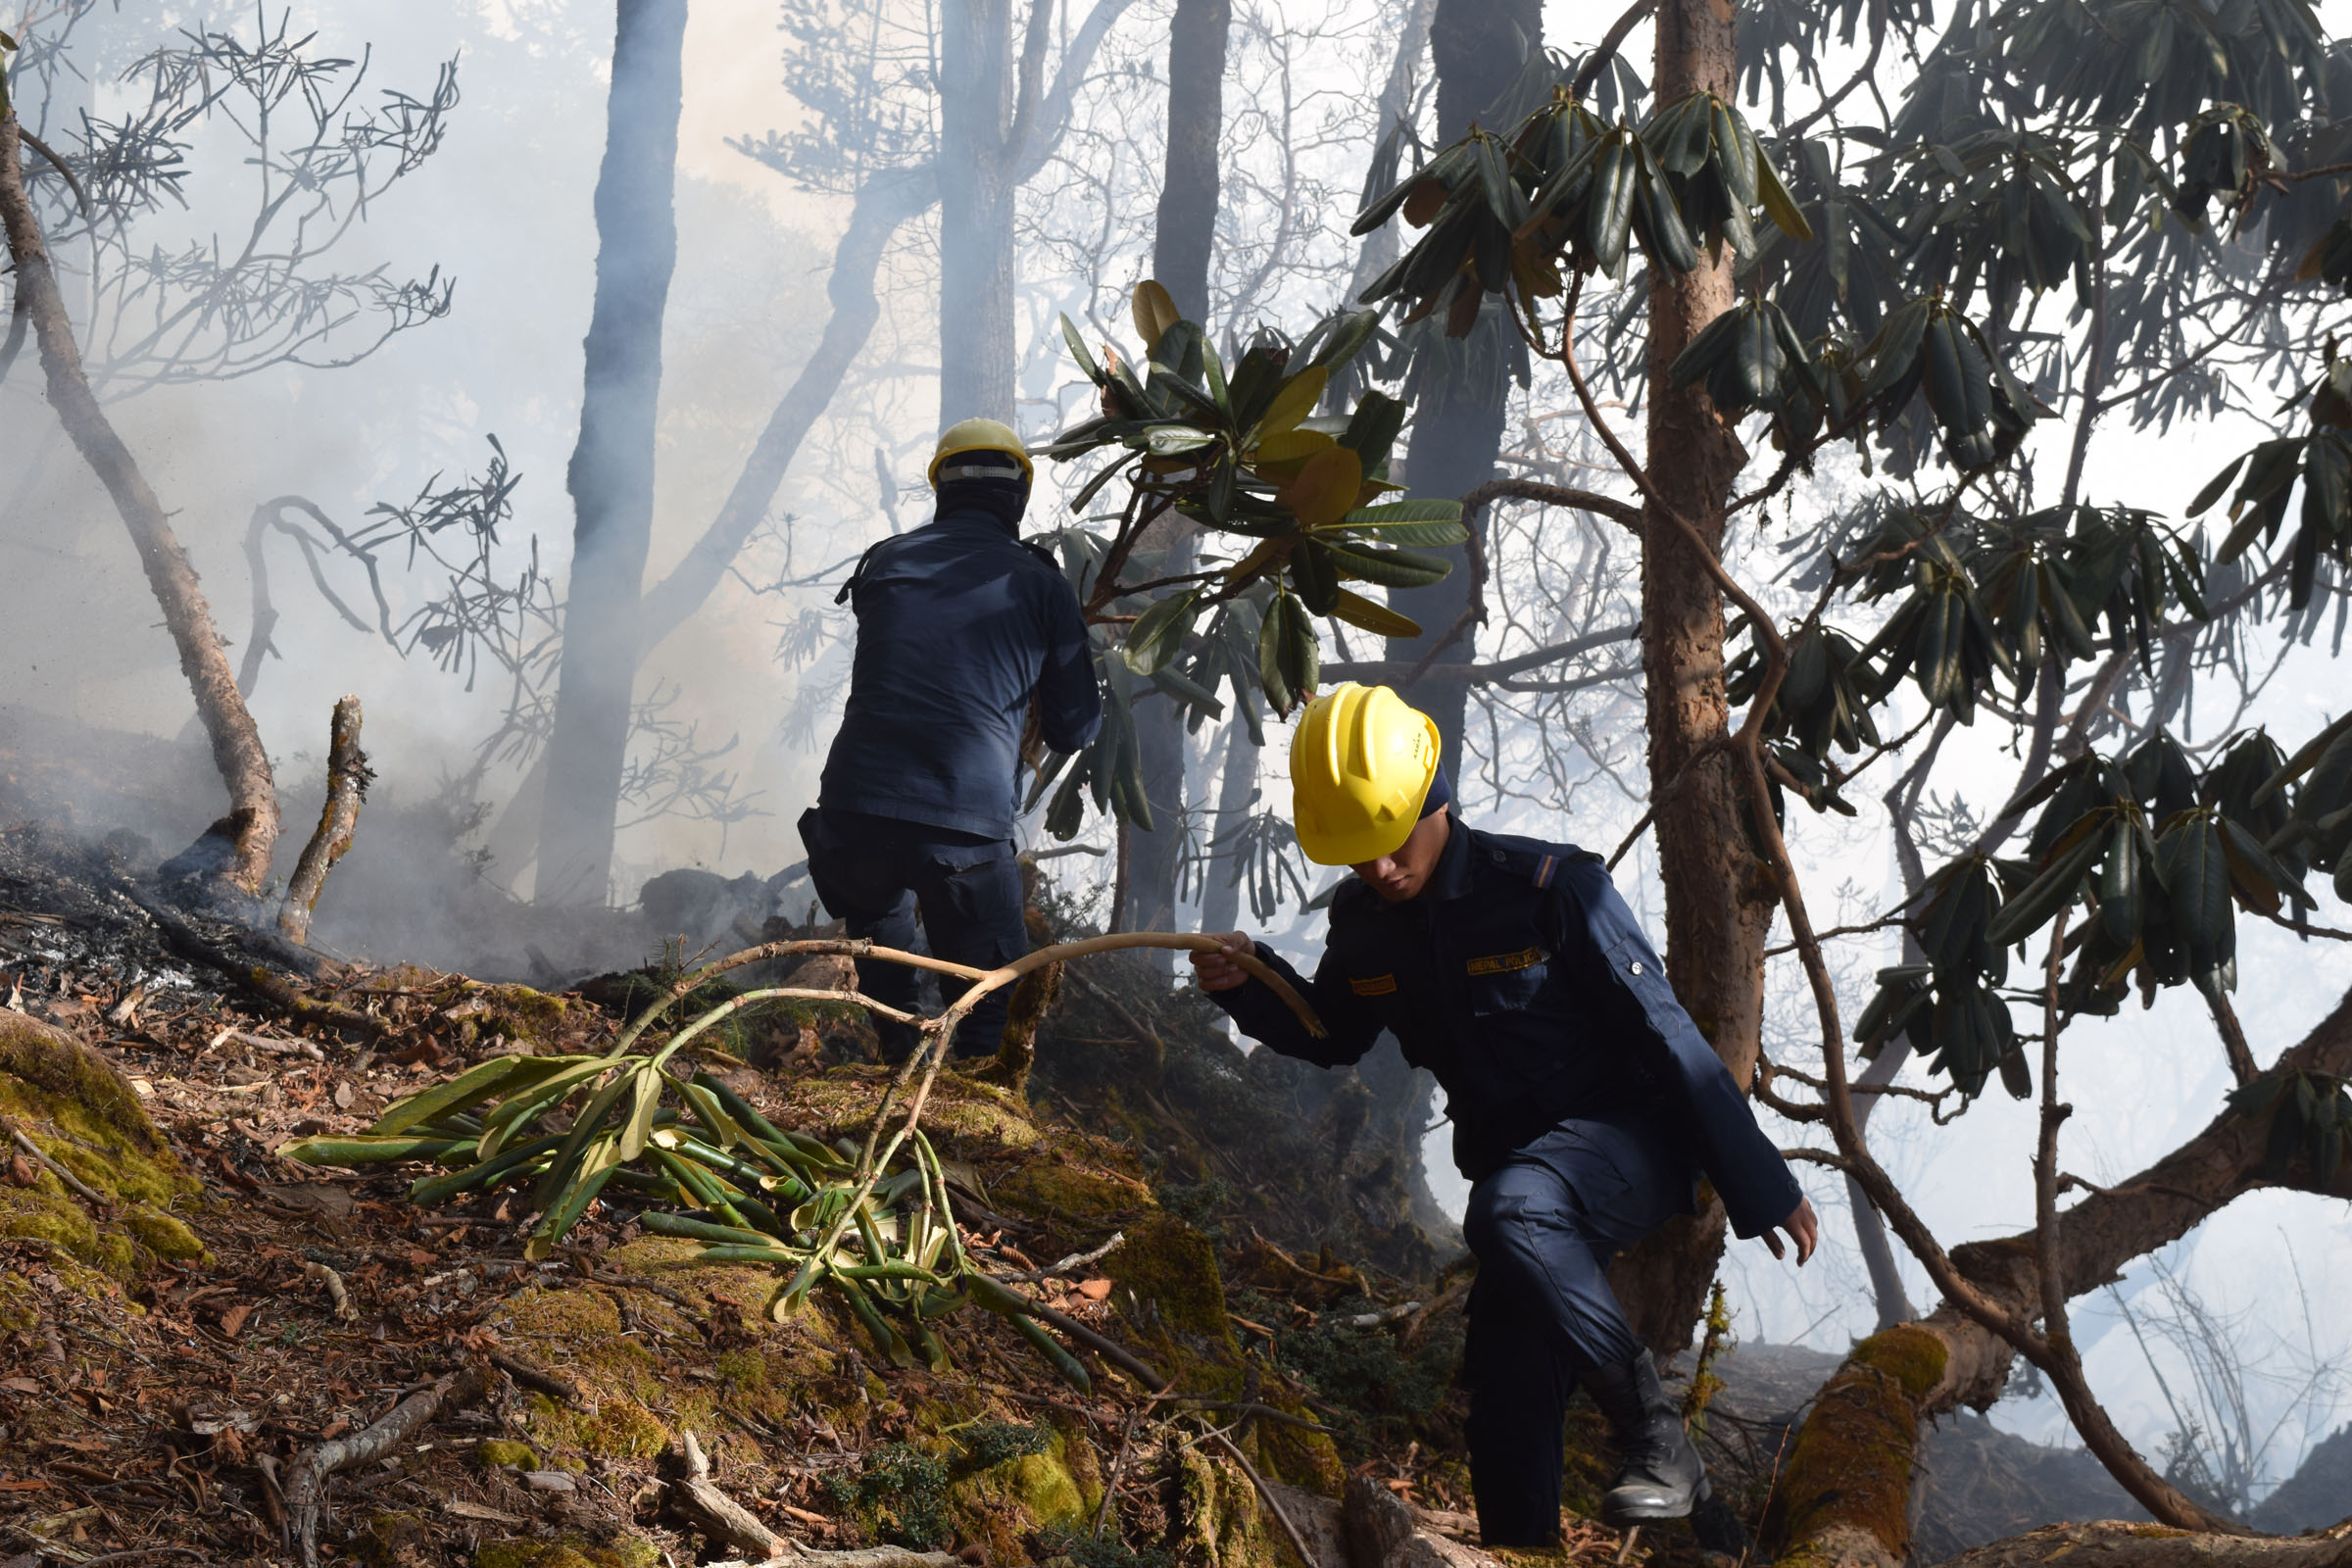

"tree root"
[665, 1429, 786, 1559]
[663, 1433, 961, 1568]
[283, 1364, 489, 1568]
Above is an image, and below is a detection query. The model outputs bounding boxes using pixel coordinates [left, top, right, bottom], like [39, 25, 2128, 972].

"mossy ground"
[0, 873, 1484, 1568]
[0, 1015, 203, 1327]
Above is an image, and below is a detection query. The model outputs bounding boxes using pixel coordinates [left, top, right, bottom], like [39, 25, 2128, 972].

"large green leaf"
[371, 1054, 595, 1138]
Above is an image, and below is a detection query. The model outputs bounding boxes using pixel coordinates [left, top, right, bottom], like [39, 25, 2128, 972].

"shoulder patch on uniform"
[1348, 973, 1398, 996]
[1465, 946, 1544, 976]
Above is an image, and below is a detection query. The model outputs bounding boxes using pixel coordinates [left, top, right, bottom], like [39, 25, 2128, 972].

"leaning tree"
[1021, 0, 2352, 1556]
[0, 10, 458, 897]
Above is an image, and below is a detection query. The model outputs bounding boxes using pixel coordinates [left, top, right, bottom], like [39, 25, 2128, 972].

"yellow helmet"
[1290, 683, 1441, 865]
[929, 416, 1035, 486]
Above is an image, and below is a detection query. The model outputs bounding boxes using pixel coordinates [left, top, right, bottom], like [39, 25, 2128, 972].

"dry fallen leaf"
[219, 1302, 252, 1338]
[1074, 1278, 1112, 1301]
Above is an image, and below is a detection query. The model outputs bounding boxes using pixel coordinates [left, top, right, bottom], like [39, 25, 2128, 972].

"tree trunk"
[938, 0, 1019, 427]
[1198, 718, 1259, 937]
[1606, 0, 1776, 1356]
[1123, 0, 1232, 945]
[1152, 0, 1230, 324]
[535, 0, 689, 904]
[1385, 0, 1540, 779]
[0, 113, 280, 894]
[636, 165, 938, 657]
[1768, 985, 2352, 1568]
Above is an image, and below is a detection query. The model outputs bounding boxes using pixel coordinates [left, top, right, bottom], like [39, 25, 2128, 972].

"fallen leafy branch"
[286, 933, 1319, 1388]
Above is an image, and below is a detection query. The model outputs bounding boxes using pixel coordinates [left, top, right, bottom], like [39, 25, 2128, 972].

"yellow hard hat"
[1290, 682, 1441, 865]
[929, 416, 1035, 486]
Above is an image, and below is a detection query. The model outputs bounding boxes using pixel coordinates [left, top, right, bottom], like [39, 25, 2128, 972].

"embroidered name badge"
[1465, 947, 1544, 976]
[1349, 974, 1398, 996]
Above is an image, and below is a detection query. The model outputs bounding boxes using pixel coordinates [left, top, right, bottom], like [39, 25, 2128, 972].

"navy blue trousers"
[799, 808, 1028, 1058]
[1460, 1118, 1689, 1547]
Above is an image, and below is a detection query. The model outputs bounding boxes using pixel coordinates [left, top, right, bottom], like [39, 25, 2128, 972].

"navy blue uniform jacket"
[820, 508, 1102, 839]
[1211, 818, 1801, 1239]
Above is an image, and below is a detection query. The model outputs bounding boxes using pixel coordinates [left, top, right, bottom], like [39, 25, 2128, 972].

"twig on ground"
[2, 1113, 109, 1208]
[301, 1260, 358, 1322]
[490, 1349, 581, 1403]
[999, 1231, 1126, 1283]
[283, 1364, 489, 1568]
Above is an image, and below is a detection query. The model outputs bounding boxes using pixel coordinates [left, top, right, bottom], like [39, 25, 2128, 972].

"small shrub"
[1037, 1525, 1173, 1568]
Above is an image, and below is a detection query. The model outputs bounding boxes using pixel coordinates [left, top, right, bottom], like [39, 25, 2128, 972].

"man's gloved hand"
[1189, 931, 1253, 992]
[1760, 1197, 1819, 1265]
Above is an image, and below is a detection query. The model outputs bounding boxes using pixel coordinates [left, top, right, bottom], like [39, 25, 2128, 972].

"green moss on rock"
[123, 1204, 205, 1260]
[996, 1158, 1154, 1224]
[1, 1016, 200, 1280]
[348, 1509, 432, 1568]
[475, 1439, 538, 1471]
[1174, 1445, 1283, 1568]
[474, 1538, 659, 1568]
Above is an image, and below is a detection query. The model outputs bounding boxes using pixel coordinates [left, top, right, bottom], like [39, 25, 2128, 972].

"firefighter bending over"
[1191, 682, 1817, 1545]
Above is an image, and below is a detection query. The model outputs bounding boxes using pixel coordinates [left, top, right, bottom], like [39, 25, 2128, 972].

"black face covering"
[936, 475, 1031, 532]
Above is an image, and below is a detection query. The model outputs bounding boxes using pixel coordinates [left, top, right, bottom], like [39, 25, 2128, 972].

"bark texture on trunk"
[1384, 0, 1540, 780]
[1609, 0, 1777, 1355]
[536, 0, 688, 904]
[278, 697, 369, 945]
[1123, 0, 1231, 943]
[1197, 718, 1260, 937]
[1767, 986, 2352, 1568]
[0, 114, 280, 893]
[1936, 1522, 2352, 1568]
[938, 0, 1020, 427]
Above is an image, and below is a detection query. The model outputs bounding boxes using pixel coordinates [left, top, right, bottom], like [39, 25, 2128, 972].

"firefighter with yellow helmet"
[1192, 681, 1817, 1546]
[803, 418, 1101, 1058]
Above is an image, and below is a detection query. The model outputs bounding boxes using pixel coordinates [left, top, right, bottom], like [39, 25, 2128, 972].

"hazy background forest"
[5, 0, 2352, 1540]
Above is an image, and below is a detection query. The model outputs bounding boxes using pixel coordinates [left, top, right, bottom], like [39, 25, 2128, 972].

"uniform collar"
[1422, 809, 1476, 903]
[931, 503, 1022, 538]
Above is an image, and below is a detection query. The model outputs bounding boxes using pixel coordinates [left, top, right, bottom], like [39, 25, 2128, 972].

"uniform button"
[1629, 960, 1644, 976]
[1492, 850, 1504, 862]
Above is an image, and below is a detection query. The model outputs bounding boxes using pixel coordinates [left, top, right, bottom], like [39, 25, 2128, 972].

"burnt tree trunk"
[1125, 0, 1232, 946]
[1604, 0, 1777, 1355]
[1768, 985, 2352, 1568]
[0, 113, 280, 894]
[536, 0, 688, 904]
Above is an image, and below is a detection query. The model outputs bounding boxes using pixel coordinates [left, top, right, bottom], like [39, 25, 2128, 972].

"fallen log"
[1766, 985, 2352, 1568]
[282, 1364, 489, 1568]
[1936, 1521, 2352, 1568]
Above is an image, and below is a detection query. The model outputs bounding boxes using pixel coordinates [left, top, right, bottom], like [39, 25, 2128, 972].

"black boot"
[1580, 1355, 1708, 1524]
